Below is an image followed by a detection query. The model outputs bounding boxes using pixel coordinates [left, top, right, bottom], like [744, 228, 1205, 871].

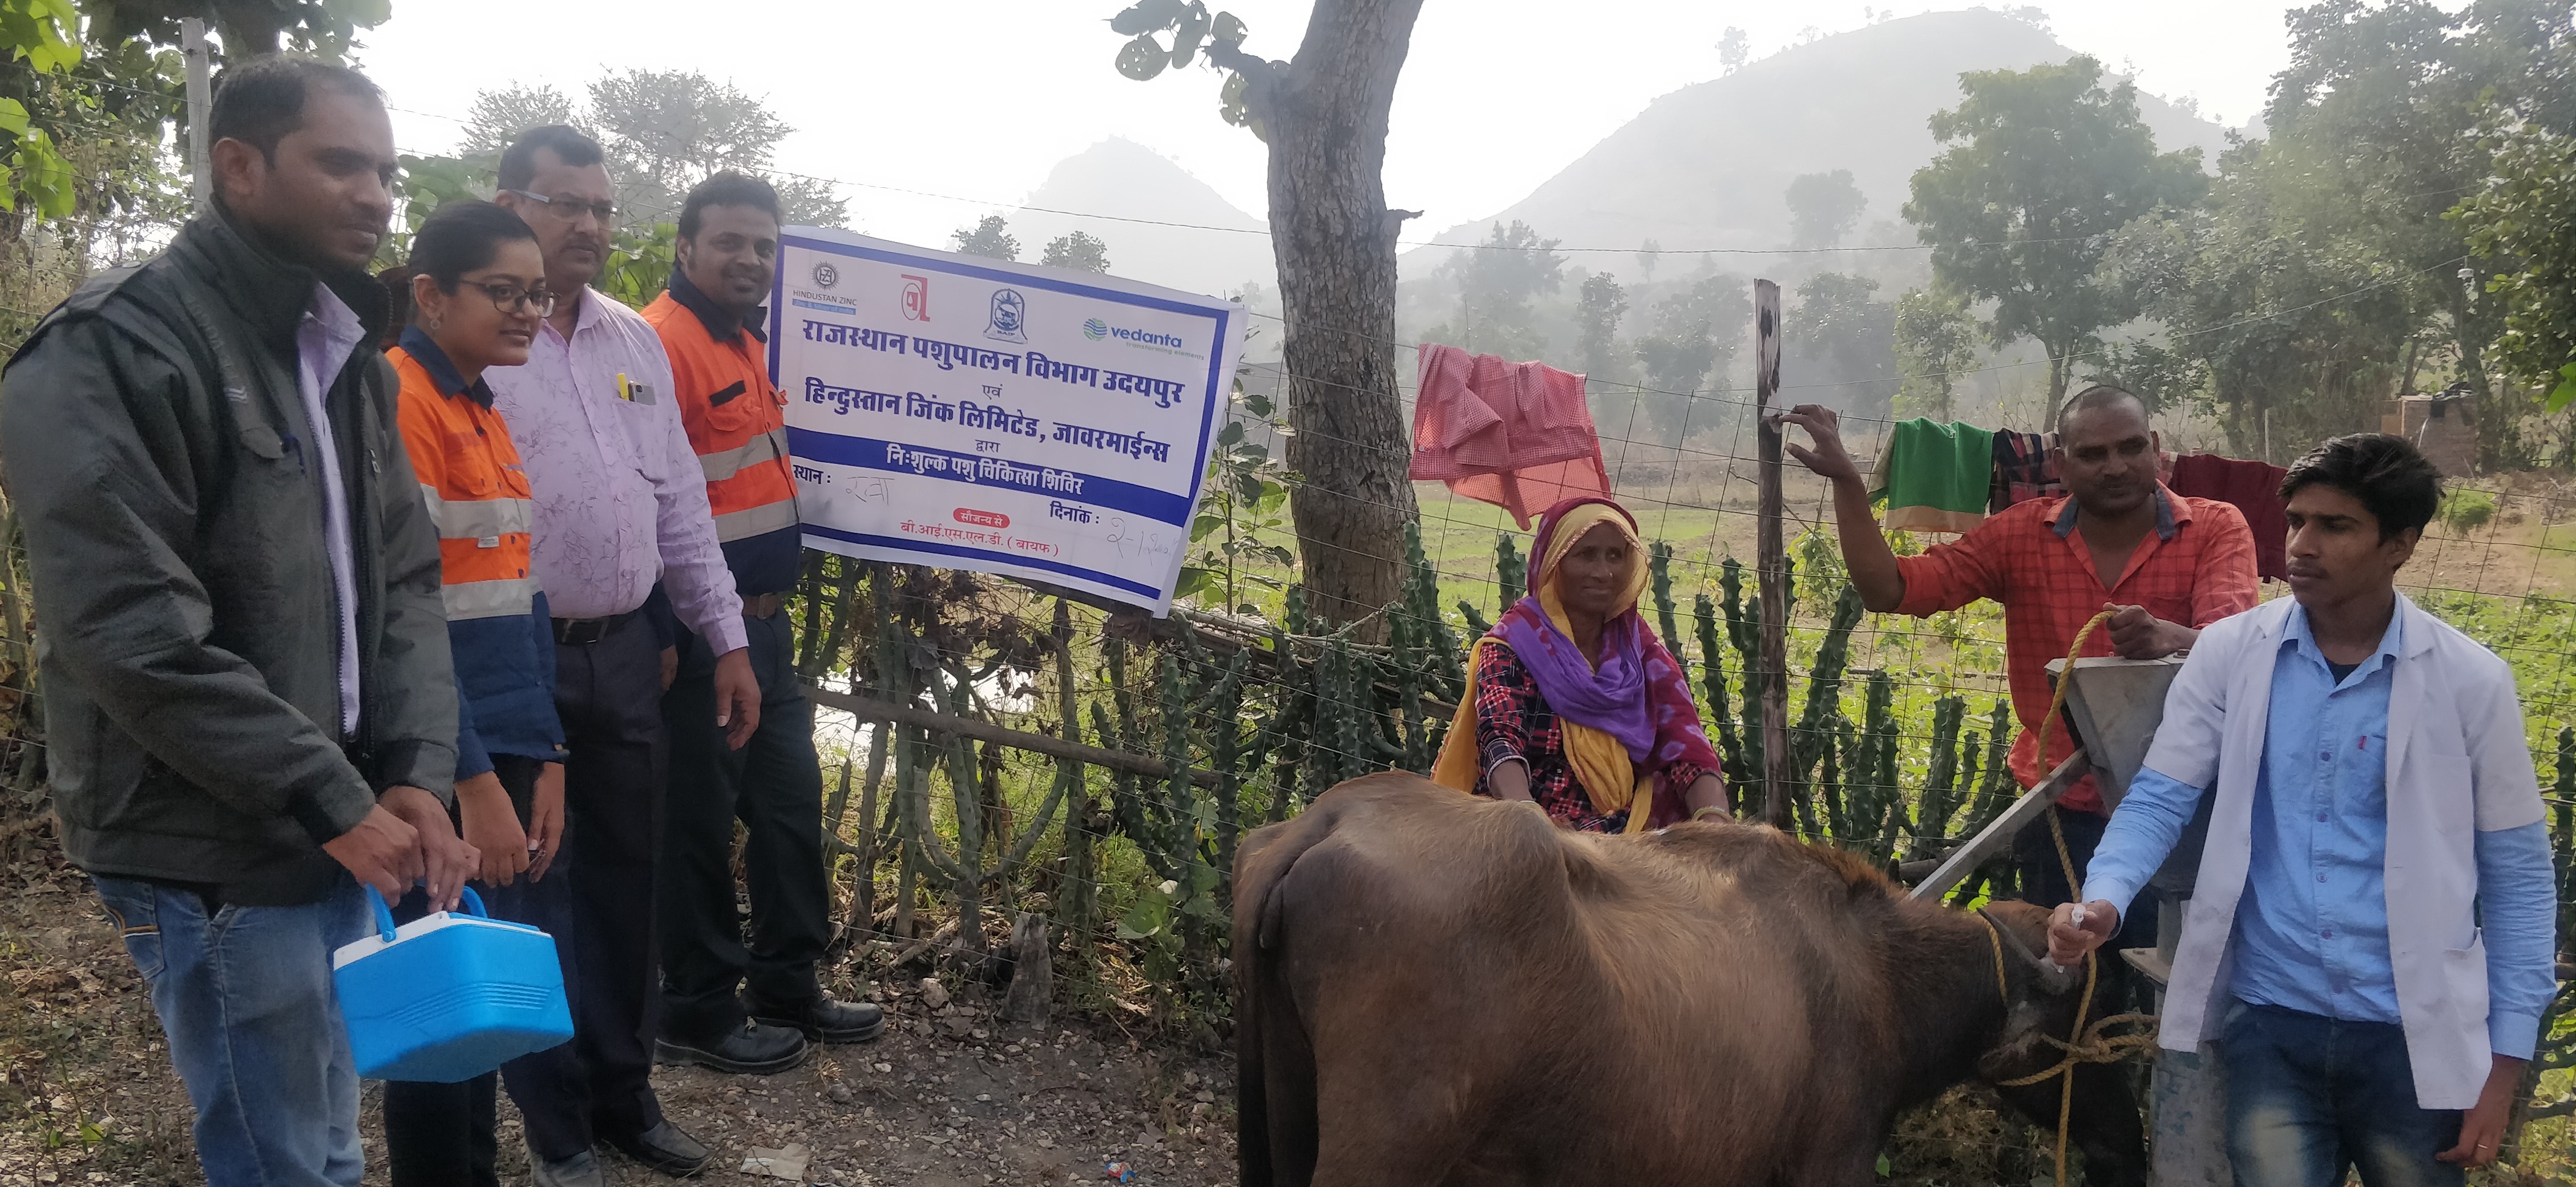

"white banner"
[768, 228, 1246, 615]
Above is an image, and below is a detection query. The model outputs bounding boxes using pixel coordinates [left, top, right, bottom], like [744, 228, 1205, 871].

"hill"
[1410, 9, 2234, 269]
[1006, 138, 1274, 298]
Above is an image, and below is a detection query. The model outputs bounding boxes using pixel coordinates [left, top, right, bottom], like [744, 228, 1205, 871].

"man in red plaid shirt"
[1779, 386, 2259, 944]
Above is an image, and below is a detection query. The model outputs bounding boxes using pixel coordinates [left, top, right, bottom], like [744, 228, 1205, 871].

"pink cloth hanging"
[1409, 344, 1611, 529]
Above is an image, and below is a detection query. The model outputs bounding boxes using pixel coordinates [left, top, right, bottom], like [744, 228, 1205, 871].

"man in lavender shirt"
[484, 126, 773, 1186]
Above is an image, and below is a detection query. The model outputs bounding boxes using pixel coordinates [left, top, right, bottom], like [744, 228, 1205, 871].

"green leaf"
[1218, 70, 1252, 127]
[10, 0, 80, 74]
[1242, 390, 1273, 417]
[1212, 10, 1248, 45]
[1115, 33, 1172, 80]
[1109, 0, 1187, 35]
[2551, 362, 2576, 414]
[1876, 1153, 1891, 1177]
[17, 129, 74, 218]
[1170, 3, 1210, 67]
[0, 98, 25, 137]
[1218, 419, 1246, 446]
[1175, 567, 1213, 597]
[1115, 891, 1169, 939]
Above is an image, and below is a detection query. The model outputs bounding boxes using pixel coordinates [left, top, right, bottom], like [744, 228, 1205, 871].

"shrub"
[2438, 490, 2498, 534]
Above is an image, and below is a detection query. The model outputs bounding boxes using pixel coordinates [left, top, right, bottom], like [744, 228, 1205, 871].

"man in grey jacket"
[0, 56, 474, 1187]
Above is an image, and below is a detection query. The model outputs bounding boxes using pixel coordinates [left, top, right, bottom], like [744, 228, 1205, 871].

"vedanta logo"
[1083, 317, 1108, 340]
[1101, 324, 1186, 349]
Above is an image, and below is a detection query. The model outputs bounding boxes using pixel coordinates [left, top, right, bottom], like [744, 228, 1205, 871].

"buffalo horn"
[1987, 913, 2080, 998]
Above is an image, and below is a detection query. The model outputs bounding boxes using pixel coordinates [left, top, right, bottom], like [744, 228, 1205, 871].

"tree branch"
[1199, 34, 1283, 129]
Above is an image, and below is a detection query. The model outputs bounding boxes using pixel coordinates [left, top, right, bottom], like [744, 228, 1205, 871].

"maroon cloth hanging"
[2167, 453, 2290, 581]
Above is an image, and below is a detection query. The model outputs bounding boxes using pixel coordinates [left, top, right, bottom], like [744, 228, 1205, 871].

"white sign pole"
[182, 19, 212, 212]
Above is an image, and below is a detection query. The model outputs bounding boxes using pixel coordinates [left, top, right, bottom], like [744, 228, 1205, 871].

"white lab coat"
[2145, 593, 2543, 1109]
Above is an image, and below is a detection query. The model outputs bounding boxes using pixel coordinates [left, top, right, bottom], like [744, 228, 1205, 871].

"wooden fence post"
[1753, 278, 1792, 831]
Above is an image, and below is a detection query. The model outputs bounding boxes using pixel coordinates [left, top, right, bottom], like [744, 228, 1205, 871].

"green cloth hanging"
[1869, 418, 1995, 534]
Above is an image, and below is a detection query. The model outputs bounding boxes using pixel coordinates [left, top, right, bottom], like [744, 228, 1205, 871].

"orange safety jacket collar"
[668, 264, 768, 346]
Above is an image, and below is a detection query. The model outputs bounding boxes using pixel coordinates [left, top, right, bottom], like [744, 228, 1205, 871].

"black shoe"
[604, 1120, 711, 1178]
[653, 1020, 810, 1075]
[527, 1144, 607, 1187]
[750, 994, 886, 1044]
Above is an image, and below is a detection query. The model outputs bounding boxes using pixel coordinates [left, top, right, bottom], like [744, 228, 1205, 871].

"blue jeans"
[93, 873, 370, 1187]
[2219, 1000, 2465, 1187]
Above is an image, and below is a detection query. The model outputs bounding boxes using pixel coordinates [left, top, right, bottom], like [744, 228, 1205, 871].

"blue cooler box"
[332, 886, 573, 1083]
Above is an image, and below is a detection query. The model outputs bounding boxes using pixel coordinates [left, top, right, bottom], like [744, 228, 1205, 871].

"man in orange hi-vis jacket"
[641, 172, 882, 1071]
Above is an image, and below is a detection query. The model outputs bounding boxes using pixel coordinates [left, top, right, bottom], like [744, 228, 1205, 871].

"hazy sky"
[358, 1, 2303, 249]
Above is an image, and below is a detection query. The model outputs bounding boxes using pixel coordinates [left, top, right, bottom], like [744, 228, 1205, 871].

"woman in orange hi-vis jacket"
[378, 200, 574, 1187]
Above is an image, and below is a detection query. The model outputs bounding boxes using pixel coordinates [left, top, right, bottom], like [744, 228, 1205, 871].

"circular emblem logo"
[811, 262, 840, 289]
[984, 288, 1029, 344]
[1083, 317, 1109, 341]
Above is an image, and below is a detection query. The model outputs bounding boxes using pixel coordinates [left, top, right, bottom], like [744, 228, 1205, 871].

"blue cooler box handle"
[364, 885, 491, 942]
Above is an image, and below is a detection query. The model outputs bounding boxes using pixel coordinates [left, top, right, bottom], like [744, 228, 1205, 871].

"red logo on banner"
[954, 508, 1009, 528]
[901, 274, 931, 321]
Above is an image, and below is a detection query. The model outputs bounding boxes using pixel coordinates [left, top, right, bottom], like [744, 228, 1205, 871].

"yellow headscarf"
[1431, 501, 1658, 832]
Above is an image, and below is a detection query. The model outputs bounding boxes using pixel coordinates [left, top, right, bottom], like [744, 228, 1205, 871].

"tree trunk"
[2452, 290, 2523, 474]
[1263, 0, 1426, 632]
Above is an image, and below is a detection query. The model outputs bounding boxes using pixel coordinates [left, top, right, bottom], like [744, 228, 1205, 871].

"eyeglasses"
[504, 189, 618, 225]
[458, 280, 557, 318]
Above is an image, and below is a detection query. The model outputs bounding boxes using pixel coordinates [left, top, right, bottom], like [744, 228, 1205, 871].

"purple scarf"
[1495, 599, 1655, 761]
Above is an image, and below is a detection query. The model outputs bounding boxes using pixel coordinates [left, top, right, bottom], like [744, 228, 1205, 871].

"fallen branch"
[809, 685, 1224, 789]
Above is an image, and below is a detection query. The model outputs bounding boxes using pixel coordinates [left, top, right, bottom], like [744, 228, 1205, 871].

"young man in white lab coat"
[2048, 433, 2554, 1185]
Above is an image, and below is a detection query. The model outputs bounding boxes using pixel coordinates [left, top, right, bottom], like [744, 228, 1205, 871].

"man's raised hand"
[1773, 404, 1864, 486]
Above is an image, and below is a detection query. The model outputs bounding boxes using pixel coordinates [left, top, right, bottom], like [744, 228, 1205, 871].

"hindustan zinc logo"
[1083, 317, 1109, 341]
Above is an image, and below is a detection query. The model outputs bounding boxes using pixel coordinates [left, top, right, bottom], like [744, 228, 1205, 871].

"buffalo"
[1234, 773, 2147, 1186]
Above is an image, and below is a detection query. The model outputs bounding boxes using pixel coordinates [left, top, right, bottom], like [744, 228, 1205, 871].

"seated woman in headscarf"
[1432, 496, 1729, 832]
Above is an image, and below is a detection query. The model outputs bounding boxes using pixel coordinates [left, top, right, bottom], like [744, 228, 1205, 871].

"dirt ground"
[0, 847, 1239, 1187]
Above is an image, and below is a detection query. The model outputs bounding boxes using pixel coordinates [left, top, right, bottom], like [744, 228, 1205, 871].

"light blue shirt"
[293, 283, 363, 737]
[2088, 601, 2558, 1057]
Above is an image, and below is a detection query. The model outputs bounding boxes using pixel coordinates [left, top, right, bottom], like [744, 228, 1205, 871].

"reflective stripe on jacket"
[643, 289, 794, 541]
[644, 278, 801, 597]
[389, 343, 538, 621]
[389, 331, 563, 776]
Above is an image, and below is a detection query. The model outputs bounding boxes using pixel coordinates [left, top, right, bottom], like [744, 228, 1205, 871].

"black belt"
[551, 608, 641, 646]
